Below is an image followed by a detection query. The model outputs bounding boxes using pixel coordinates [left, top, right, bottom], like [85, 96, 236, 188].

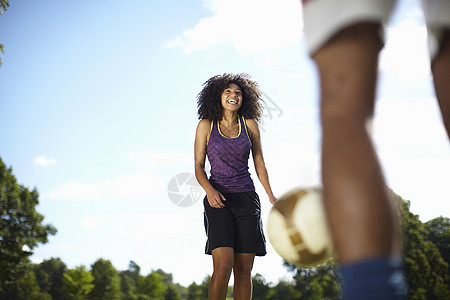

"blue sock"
[340, 256, 408, 300]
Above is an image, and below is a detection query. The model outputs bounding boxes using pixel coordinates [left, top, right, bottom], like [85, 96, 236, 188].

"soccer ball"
[267, 187, 334, 266]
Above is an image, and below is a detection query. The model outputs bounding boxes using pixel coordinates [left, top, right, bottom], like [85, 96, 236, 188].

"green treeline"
[1, 157, 449, 299]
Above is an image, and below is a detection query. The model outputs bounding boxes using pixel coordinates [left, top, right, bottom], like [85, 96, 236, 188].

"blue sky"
[1, 0, 449, 287]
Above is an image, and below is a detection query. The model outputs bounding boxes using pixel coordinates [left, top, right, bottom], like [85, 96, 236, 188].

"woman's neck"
[221, 111, 239, 126]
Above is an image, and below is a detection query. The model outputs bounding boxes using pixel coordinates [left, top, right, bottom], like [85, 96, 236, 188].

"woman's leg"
[233, 253, 255, 300]
[210, 247, 234, 300]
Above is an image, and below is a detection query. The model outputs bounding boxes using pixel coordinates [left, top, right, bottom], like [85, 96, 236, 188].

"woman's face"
[221, 83, 243, 112]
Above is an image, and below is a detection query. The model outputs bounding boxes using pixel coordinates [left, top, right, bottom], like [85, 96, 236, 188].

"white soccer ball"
[267, 187, 334, 266]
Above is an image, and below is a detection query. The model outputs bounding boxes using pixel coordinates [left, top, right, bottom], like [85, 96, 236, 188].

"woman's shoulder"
[198, 118, 212, 126]
[243, 118, 260, 139]
[243, 118, 258, 129]
[196, 118, 212, 132]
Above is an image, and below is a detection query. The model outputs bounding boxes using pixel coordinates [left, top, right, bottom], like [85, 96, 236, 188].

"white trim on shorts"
[302, 0, 450, 60]
[302, 0, 395, 55]
[421, 0, 450, 60]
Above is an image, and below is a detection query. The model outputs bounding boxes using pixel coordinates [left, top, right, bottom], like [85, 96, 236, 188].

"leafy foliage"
[0, 0, 8, 15]
[90, 258, 121, 300]
[252, 273, 274, 299]
[424, 216, 450, 274]
[0, 44, 4, 67]
[138, 270, 166, 300]
[270, 280, 303, 300]
[35, 258, 67, 299]
[283, 259, 342, 300]
[0, 0, 9, 67]
[119, 261, 140, 300]
[62, 265, 94, 299]
[0, 158, 56, 294]
[164, 284, 182, 300]
[398, 196, 450, 299]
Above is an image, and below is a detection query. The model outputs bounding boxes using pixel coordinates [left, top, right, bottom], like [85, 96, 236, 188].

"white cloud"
[43, 150, 192, 202]
[31, 257, 44, 264]
[380, 16, 430, 83]
[164, 14, 228, 53]
[82, 216, 99, 230]
[373, 96, 450, 221]
[164, 0, 303, 65]
[45, 171, 165, 201]
[374, 97, 448, 153]
[34, 155, 56, 167]
[124, 150, 192, 169]
[61, 242, 80, 250]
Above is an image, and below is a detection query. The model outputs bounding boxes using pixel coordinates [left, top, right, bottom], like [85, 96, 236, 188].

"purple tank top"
[206, 115, 255, 193]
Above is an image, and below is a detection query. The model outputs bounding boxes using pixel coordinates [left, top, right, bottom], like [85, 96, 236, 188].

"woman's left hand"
[269, 194, 278, 205]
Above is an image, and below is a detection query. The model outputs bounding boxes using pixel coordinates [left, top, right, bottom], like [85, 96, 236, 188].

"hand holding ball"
[267, 187, 334, 267]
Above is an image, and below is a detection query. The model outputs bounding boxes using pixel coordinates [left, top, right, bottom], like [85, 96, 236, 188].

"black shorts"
[203, 191, 266, 256]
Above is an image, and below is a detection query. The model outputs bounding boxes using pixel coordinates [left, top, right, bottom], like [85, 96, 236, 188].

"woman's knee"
[214, 261, 233, 278]
[233, 253, 255, 277]
[212, 247, 234, 278]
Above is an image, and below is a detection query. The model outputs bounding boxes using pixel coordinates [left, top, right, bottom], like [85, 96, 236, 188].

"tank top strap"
[206, 119, 214, 146]
[241, 115, 252, 146]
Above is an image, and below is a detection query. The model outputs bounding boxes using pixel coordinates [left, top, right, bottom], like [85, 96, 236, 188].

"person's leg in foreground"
[313, 21, 406, 299]
[422, 0, 450, 137]
[302, 0, 407, 298]
[431, 29, 450, 137]
[301, 0, 450, 298]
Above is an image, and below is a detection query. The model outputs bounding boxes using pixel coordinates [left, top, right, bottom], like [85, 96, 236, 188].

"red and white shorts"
[302, 0, 450, 60]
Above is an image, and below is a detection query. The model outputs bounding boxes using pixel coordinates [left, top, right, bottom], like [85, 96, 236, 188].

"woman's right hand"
[206, 189, 226, 208]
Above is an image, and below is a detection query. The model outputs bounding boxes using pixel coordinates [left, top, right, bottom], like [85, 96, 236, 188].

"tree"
[284, 259, 342, 300]
[35, 257, 67, 299]
[269, 280, 302, 300]
[62, 265, 94, 300]
[186, 277, 209, 300]
[155, 268, 173, 285]
[119, 272, 138, 300]
[186, 282, 202, 300]
[12, 269, 51, 300]
[127, 260, 141, 282]
[198, 276, 210, 300]
[164, 284, 181, 300]
[0, 157, 57, 294]
[399, 196, 450, 299]
[252, 273, 274, 299]
[89, 258, 121, 300]
[0, 44, 4, 67]
[424, 217, 450, 273]
[138, 270, 167, 300]
[119, 261, 141, 300]
[0, 0, 8, 15]
[171, 283, 188, 300]
[0, 0, 9, 67]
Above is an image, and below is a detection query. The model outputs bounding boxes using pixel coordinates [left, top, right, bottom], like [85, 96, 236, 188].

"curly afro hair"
[197, 73, 263, 122]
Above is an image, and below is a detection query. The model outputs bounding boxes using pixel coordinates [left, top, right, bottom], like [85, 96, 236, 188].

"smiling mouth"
[227, 99, 238, 105]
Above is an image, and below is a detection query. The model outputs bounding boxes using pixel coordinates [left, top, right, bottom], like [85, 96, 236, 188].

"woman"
[194, 73, 277, 299]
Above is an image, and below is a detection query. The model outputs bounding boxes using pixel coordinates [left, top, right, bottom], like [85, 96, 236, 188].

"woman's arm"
[246, 119, 278, 204]
[194, 119, 226, 208]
